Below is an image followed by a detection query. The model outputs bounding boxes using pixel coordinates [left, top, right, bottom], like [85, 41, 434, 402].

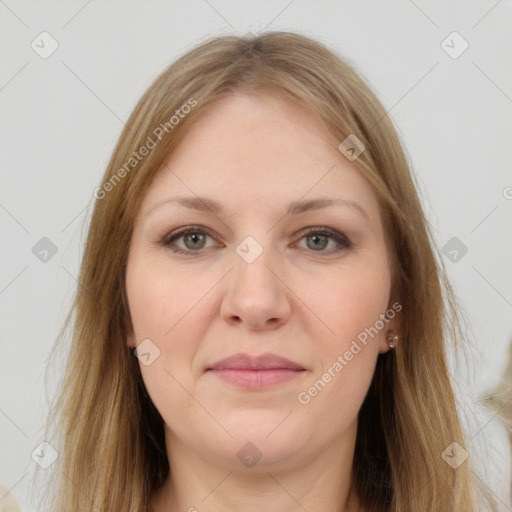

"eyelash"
[156, 225, 352, 256]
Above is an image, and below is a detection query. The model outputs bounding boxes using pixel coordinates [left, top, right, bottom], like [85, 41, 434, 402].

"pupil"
[309, 234, 327, 250]
[185, 233, 204, 249]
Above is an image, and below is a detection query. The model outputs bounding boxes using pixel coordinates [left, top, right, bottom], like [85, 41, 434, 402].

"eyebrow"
[146, 196, 369, 220]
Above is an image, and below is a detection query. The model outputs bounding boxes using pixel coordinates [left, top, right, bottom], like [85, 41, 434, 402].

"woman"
[41, 31, 501, 511]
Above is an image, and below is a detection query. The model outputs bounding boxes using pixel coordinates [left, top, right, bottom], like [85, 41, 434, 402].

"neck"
[151, 421, 363, 512]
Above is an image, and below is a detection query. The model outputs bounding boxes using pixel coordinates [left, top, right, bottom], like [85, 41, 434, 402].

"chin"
[219, 424, 306, 468]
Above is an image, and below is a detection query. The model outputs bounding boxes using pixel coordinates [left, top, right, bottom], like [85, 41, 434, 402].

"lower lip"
[207, 369, 305, 390]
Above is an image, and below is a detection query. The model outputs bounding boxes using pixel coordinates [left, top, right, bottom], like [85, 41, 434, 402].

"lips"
[206, 353, 306, 390]
[207, 353, 305, 371]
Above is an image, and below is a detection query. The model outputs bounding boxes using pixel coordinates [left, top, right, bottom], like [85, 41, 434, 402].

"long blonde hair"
[39, 31, 499, 511]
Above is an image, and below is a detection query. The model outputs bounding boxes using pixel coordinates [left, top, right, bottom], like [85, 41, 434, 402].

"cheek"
[126, 256, 206, 341]
[126, 255, 216, 393]
[294, 266, 390, 406]
[299, 263, 391, 346]
[125, 258, 207, 419]
[125, 258, 207, 430]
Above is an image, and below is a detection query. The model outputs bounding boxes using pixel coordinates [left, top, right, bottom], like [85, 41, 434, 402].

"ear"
[377, 300, 403, 354]
[126, 332, 137, 349]
[378, 328, 400, 354]
[125, 316, 137, 349]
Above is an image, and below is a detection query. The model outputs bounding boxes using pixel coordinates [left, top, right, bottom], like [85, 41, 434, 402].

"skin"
[125, 92, 400, 512]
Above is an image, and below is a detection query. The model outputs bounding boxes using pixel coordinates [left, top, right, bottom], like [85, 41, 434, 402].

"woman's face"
[125, 92, 398, 472]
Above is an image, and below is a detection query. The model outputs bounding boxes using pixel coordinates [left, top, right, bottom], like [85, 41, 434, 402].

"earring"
[387, 332, 399, 349]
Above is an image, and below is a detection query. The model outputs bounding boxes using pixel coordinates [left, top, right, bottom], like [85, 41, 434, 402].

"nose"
[220, 246, 292, 331]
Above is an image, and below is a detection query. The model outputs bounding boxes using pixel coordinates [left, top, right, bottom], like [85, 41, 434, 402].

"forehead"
[138, 92, 382, 227]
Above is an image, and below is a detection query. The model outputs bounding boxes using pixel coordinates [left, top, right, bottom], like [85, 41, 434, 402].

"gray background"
[1, 1, 511, 510]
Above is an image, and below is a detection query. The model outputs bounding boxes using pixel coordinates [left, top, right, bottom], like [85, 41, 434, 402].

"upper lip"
[207, 353, 305, 371]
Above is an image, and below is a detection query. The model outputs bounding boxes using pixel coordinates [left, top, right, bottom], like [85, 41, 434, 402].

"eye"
[158, 226, 352, 256]
[294, 227, 352, 254]
[159, 226, 218, 255]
